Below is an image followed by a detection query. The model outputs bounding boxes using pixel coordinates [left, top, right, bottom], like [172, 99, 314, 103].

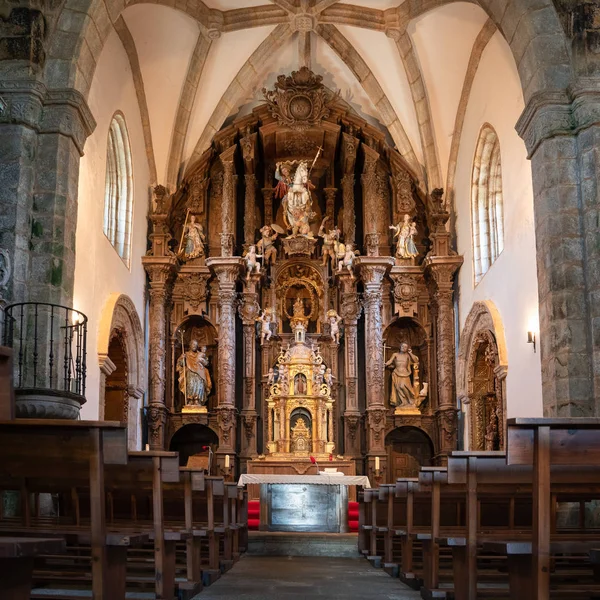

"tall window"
[104, 113, 133, 266]
[471, 124, 504, 284]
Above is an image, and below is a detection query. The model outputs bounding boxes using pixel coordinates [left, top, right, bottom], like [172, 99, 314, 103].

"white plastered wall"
[454, 31, 542, 419]
[74, 28, 149, 432]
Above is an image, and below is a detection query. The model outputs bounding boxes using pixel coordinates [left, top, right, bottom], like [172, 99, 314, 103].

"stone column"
[262, 188, 274, 226]
[219, 146, 237, 257]
[206, 257, 243, 465]
[337, 272, 362, 459]
[241, 133, 257, 249]
[0, 80, 95, 304]
[516, 87, 600, 415]
[425, 256, 462, 461]
[361, 145, 381, 257]
[358, 256, 394, 481]
[238, 272, 261, 469]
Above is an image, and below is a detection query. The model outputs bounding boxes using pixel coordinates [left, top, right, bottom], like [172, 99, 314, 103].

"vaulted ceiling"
[110, 1, 523, 194]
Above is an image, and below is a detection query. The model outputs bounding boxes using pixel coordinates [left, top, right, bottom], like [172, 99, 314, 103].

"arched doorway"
[104, 332, 128, 422]
[169, 424, 219, 467]
[385, 426, 434, 481]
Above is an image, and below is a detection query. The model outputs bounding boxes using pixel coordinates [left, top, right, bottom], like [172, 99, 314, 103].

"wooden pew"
[0, 537, 66, 600]
[0, 419, 139, 598]
[506, 418, 600, 600]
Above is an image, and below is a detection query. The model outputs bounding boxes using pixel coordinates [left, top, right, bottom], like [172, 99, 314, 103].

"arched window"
[103, 113, 133, 266]
[471, 124, 504, 284]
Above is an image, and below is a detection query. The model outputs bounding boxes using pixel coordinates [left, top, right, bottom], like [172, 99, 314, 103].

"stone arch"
[168, 423, 219, 467]
[98, 293, 145, 448]
[457, 300, 508, 450]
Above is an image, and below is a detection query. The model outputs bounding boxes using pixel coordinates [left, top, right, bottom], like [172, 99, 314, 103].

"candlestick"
[375, 456, 380, 471]
[225, 454, 230, 469]
[145, 444, 149, 451]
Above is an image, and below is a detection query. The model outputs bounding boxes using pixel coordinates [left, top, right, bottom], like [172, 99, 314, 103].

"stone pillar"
[361, 145, 382, 257]
[425, 256, 462, 461]
[358, 256, 394, 481]
[262, 188, 274, 226]
[0, 81, 96, 304]
[241, 133, 257, 249]
[238, 272, 261, 469]
[516, 88, 600, 415]
[337, 272, 362, 459]
[219, 146, 237, 257]
[207, 257, 243, 465]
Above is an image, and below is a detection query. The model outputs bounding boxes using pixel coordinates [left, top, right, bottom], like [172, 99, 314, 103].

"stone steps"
[247, 531, 360, 558]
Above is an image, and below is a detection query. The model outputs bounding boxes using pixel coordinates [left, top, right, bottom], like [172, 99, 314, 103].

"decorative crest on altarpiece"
[262, 67, 338, 131]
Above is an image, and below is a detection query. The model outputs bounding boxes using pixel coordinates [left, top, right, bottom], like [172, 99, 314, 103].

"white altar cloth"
[237, 474, 371, 488]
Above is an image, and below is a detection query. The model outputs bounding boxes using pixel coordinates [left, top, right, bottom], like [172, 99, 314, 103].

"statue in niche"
[177, 340, 212, 407]
[257, 225, 280, 265]
[245, 245, 262, 279]
[294, 373, 307, 395]
[318, 217, 341, 266]
[390, 214, 418, 259]
[385, 342, 419, 408]
[256, 308, 275, 345]
[179, 214, 206, 260]
[338, 243, 357, 279]
[274, 150, 321, 237]
[327, 309, 343, 344]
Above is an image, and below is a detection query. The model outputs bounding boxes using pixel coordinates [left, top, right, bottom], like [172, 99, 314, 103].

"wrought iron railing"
[2, 303, 88, 398]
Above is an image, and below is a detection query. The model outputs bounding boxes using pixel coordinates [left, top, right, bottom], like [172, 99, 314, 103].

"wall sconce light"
[527, 331, 536, 353]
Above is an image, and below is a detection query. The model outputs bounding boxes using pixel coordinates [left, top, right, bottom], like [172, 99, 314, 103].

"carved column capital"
[147, 402, 169, 450]
[216, 405, 237, 451]
[436, 407, 458, 459]
[366, 405, 388, 453]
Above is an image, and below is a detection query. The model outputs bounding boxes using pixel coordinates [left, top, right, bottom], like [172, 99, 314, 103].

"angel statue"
[338, 243, 357, 279]
[256, 308, 275, 345]
[327, 309, 343, 344]
[318, 217, 341, 267]
[390, 214, 418, 259]
[177, 340, 212, 406]
[257, 225, 280, 265]
[179, 214, 206, 261]
[274, 148, 321, 237]
[244, 245, 262, 279]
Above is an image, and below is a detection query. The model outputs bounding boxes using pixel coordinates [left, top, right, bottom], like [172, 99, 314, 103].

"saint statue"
[390, 214, 418, 259]
[318, 217, 340, 266]
[274, 150, 320, 237]
[257, 225, 279, 265]
[294, 373, 307, 395]
[180, 215, 206, 260]
[385, 342, 419, 407]
[293, 297, 306, 319]
[177, 340, 212, 406]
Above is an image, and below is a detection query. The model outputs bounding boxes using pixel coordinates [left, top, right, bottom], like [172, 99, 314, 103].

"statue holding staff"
[177, 339, 212, 406]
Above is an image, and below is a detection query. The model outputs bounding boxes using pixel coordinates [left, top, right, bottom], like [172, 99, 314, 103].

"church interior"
[1, 0, 600, 598]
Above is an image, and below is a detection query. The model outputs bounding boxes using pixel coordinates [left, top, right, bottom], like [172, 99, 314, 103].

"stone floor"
[194, 556, 421, 599]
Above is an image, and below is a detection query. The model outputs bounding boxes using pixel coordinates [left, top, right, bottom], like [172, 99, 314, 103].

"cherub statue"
[278, 364, 289, 394]
[267, 366, 276, 387]
[314, 363, 326, 387]
[245, 245, 262, 279]
[324, 367, 334, 388]
[327, 309, 343, 344]
[257, 225, 279, 265]
[256, 309, 274, 344]
[389, 214, 418, 259]
[338, 243, 357, 279]
[318, 217, 341, 266]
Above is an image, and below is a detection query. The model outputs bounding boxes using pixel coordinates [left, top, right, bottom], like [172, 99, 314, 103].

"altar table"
[237, 474, 371, 533]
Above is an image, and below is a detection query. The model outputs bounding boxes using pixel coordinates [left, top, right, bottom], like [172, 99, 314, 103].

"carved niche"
[262, 67, 337, 131]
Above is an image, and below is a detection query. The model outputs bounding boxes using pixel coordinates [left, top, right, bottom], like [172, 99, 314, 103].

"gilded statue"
[385, 342, 419, 408]
[257, 225, 279, 265]
[274, 148, 321, 237]
[177, 340, 212, 406]
[179, 214, 206, 260]
[390, 214, 418, 259]
[318, 217, 340, 266]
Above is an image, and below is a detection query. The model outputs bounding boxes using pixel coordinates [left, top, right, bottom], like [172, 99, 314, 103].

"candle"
[375, 456, 380, 471]
[225, 454, 230, 469]
[145, 444, 149, 451]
